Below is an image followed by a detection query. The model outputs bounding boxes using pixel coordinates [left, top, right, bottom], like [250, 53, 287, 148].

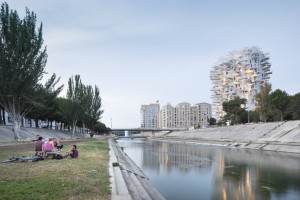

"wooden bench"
[35, 151, 61, 159]
[45, 152, 59, 159]
[35, 151, 46, 157]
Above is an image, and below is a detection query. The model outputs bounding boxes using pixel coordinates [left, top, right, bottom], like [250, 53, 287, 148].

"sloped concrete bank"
[109, 138, 166, 200]
[151, 120, 300, 154]
[0, 125, 89, 142]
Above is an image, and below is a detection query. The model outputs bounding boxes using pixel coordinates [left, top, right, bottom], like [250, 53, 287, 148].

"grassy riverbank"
[0, 140, 111, 200]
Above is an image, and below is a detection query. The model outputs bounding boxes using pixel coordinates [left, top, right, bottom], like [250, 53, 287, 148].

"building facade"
[210, 46, 272, 120]
[159, 102, 212, 129]
[140, 103, 160, 128]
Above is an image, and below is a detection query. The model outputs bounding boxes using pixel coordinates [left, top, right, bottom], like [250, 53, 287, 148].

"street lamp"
[247, 108, 250, 124]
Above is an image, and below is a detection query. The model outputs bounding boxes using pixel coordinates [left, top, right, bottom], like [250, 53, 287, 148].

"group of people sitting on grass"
[34, 136, 78, 159]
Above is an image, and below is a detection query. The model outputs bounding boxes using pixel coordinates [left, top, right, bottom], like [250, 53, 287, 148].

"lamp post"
[247, 109, 250, 124]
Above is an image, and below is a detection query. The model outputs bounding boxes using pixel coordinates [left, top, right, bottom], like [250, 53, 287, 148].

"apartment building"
[140, 103, 160, 128]
[192, 103, 212, 128]
[159, 102, 212, 129]
[210, 46, 272, 120]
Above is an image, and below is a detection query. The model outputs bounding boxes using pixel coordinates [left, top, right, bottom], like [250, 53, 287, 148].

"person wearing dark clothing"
[34, 137, 44, 155]
[64, 145, 78, 159]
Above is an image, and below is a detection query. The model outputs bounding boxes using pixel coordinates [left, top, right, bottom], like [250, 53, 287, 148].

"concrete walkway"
[109, 138, 166, 200]
[109, 139, 132, 200]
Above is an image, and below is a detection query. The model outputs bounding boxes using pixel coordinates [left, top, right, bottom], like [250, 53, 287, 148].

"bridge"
[111, 127, 188, 137]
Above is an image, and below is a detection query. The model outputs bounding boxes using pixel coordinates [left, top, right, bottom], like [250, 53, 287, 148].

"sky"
[3, 0, 300, 128]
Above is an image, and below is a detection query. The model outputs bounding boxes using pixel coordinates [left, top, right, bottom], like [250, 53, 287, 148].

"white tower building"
[210, 46, 272, 120]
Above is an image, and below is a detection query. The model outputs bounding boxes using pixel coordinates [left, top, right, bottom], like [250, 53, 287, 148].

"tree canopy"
[0, 2, 47, 140]
[222, 97, 247, 125]
[255, 83, 272, 122]
[269, 89, 290, 121]
[60, 75, 104, 137]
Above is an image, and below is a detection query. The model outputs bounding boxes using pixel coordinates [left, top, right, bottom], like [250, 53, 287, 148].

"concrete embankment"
[0, 125, 89, 141]
[151, 120, 300, 154]
[109, 138, 166, 200]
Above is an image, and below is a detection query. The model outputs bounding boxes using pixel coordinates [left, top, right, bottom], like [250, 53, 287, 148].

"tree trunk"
[35, 118, 39, 128]
[2, 109, 5, 125]
[12, 121, 21, 141]
[72, 120, 77, 138]
[0, 109, 2, 125]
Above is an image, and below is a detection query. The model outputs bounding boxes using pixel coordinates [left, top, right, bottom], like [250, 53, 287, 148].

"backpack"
[32, 156, 44, 162]
[53, 154, 64, 160]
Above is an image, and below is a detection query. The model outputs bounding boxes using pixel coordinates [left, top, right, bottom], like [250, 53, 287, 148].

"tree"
[38, 74, 63, 128]
[63, 75, 85, 137]
[255, 83, 272, 122]
[0, 3, 47, 140]
[26, 73, 63, 128]
[57, 97, 72, 131]
[94, 121, 110, 134]
[291, 92, 300, 120]
[209, 117, 216, 126]
[249, 110, 260, 123]
[83, 85, 103, 132]
[222, 97, 247, 125]
[269, 89, 290, 121]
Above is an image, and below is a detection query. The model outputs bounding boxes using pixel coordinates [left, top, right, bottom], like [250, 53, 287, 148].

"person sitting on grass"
[64, 145, 78, 159]
[53, 138, 64, 151]
[34, 136, 44, 155]
[44, 138, 54, 152]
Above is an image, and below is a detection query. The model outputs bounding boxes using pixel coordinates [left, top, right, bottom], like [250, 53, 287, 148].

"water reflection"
[117, 140, 300, 200]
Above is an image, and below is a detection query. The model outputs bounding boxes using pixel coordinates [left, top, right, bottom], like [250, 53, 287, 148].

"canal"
[117, 139, 300, 200]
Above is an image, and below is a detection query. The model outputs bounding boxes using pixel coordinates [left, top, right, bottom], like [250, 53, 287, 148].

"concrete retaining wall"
[158, 121, 300, 154]
[0, 125, 89, 141]
[109, 139, 166, 200]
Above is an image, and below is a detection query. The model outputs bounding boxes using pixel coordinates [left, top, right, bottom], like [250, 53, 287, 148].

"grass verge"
[0, 140, 111, 200]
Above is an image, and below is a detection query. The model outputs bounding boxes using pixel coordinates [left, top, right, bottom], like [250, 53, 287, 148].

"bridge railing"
[112, 128, 188, 132]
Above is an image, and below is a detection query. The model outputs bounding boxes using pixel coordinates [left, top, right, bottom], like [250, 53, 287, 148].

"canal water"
[117, 139, 300, 200]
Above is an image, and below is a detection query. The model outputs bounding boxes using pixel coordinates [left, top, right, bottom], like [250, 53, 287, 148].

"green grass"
[0, 140, 111, 200]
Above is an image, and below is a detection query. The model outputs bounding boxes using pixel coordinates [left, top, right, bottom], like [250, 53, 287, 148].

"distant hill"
[0, 125, 89, 142]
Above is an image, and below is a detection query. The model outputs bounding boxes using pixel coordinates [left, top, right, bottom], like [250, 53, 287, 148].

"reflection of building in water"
[213, 151, 258, 200]
[141, 141, 214, 173]
[118, 140, 300, 200]
[212, 150, 300, 200]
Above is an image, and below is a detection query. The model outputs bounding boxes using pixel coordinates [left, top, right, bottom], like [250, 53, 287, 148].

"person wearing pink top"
[44, 138, 54, 152]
